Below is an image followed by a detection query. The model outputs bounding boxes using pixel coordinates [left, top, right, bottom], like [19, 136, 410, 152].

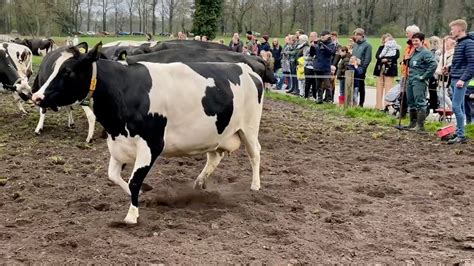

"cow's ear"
[87, 42, 102, 62]
[76, 42, 88, 53]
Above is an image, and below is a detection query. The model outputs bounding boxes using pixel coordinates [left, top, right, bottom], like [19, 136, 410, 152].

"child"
[335, 46, 351, 105]
[297, 56, 305, 97]
[347, 56, 363, 106]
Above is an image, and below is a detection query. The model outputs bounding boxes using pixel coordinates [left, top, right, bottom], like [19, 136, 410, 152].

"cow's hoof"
[35, 129, 42, 135]
[68, 123, 75, 128]
[250, 184, 260, 191]
[124, 205, 139, 224]
[123, 216, 138, 224]
[86, 138, 93, 143]
[193, 180, 206, 190]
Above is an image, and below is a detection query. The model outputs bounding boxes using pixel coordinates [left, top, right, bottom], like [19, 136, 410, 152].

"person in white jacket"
[435, 36, 456, 110]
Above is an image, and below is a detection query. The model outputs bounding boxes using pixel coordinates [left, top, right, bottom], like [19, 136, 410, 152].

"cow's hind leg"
[124, 139, 160, 224]
[193, 151, 224, 190]
[108, 156, 131, 195]
[82, 106, 96, 143]
[238, 129, 261, 191]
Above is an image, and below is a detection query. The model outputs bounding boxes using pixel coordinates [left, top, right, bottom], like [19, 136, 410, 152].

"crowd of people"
[226, 20, 473, 144]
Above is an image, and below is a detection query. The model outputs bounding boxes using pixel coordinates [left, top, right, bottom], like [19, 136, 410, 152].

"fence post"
[344, 70, 354, 108]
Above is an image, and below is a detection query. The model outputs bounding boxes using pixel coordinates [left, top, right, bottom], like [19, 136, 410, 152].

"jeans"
[304, 68, 316, 98]
[451, 79, 467, 137]
[358, 72, 366, 107]
[339, 79, 345, 96]
[290, 62, 298, 93]
[353, 87, 359, 105]
[298, 80, 305, 97]
[275, 69, 284, 89]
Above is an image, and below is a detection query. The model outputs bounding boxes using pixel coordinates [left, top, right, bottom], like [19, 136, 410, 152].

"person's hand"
[381, 58, 388, 63]
[442, 67, 449, 76]
[456, 80, 465, 88]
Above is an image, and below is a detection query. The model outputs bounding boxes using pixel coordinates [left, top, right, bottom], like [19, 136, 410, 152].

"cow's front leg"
[35, 108, 46, 134]
[12, 92, 27, 114]
[108, 156, 131, 195]
[82, 106, 96, 143]
[124, 139, 159, 224]
[67, 107, 75, 128]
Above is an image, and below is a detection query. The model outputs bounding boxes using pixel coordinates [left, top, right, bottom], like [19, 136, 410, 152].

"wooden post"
[344, 70, 354, 108]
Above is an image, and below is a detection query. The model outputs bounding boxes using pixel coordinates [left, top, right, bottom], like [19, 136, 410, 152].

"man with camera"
[310, 30, 336, 103]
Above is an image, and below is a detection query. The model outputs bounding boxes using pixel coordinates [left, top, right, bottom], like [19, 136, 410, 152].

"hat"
[353, 28, 365, 36]
[262, 34, 269, 41]
[246, 31, 253, 35]
[320, 30, 331, 36]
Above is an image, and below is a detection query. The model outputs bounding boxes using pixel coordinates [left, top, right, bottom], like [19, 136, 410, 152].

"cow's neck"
[90, 60, 153, 140]
[91, 60, 130, 139]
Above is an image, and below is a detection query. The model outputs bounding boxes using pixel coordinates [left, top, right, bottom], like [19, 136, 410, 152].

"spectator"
[259, 34, 271, 53]
[466, 80, 474, 124]
[72, 35, 79, 46]
[296, 34, 309, 97]
[296, 29, 304, 40]
[271, 38, 283, 89]
[310, 30, 336, 103]
[351, 28, 372, 107]
[400, 25, 429, 118]
[229, 33, 243, 53]
[435, 36, 456, 110]
[329, 31, 341, 102]
[428, 36, 443, 113]
[245, 31, 258, 55]
[286, 35, 302, 95]
[304, 32, 317, 99]
[194, 36, 201, 41]
[447, 19, 474, 144]
[347, 37, 355, 54]
[202, 35, 208, 42]
[402, 32, 437, 132]
[146, 33, 154, 41]
[281, 35, 293, 91]
[219, 39, 224, 45]
[373, 33, 400, 110]
[335, 46, 351, 105]
[347, 56, 364, 105]
[177, 31, 187, 40]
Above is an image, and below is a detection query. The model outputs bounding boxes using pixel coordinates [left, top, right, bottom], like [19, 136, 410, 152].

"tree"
[126, 0, 134, 32]
[192, 0, 222, 40]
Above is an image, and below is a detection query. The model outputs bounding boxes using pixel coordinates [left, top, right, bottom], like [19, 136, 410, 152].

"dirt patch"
[0, 93, 473, 264]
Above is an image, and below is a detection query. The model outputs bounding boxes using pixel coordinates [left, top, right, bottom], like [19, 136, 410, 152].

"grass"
[265, 91, 474, 139]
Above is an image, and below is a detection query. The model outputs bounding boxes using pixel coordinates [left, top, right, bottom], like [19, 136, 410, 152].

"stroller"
[384, 83, 402, 116]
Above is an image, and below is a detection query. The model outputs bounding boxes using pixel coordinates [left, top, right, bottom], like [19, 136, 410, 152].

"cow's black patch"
[187, 63, 242, 134]
[250, 75, 263, 104]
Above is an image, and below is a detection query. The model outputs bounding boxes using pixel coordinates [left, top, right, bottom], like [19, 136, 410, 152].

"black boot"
[414, 109, 426, 131]
[402, 109, 417, 130]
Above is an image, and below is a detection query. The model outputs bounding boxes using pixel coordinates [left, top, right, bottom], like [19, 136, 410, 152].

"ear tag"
[79, 48, 86, 54]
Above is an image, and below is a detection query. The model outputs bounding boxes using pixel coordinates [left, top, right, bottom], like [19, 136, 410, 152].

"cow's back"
[137, 62, 263, 157]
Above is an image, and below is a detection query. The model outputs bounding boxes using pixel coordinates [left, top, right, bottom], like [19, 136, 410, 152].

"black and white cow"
[32, 42, 96, 142]
[102, 41, 158, 60]
[150, 40, 232, 52]
[127, 48, 277, 84]
[0, 42, 33, 113]
[32, 43, 263, 224]
[13, 38, 55, 56]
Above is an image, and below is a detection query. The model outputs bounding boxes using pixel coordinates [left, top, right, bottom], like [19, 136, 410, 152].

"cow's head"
[255, 56, 277, 84]
[32, 42, 102, 110]
[0, 49, 31, 100]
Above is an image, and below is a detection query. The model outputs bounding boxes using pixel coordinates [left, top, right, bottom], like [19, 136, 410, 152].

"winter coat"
[271, 45, 282, 71]
[302, 45, 314, 69]
[373, 45, 399, 77]
[281, 44, 292, 72]
[310, 40, 336, 73]
[348, 64, 364, 88]
[336, 53, 351, 79]
[408, 47, 437, 81]
[450, 32, 474, 82]
[401, 40, 430, 78]
[229, 40, 243, 53]
[259, 41, 270, 53]
[351, 38, 372, 74]
[297, 57, 305, 80]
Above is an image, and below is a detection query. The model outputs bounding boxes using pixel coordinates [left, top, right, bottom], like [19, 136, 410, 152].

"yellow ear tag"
[79, 48, 86, 54]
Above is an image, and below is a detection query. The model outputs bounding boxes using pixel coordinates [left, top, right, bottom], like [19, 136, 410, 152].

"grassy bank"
[265, 91, 474, 140]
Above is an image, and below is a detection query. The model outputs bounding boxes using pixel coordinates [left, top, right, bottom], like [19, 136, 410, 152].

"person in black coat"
[373, 34, 400, 110]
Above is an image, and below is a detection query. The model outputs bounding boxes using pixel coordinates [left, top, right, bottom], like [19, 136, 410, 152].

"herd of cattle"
[1, 38, 276, 224]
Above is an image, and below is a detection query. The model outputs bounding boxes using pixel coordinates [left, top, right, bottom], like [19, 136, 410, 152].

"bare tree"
[99, 0, 111, 32]
[85, 0, 93, 31]
[126, 0, 135, 32]
[166, 0, 180, 34]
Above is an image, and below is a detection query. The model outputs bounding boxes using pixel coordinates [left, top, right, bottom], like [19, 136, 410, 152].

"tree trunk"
[152, 0, 157, 35]
[278, 0, 283, 35]
[168, 0, 175, 34]
[289, 0, 297, 31]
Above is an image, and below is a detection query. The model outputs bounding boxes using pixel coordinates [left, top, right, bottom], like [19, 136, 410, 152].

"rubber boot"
[414, 109, 426, 132]
[402, 109, 417, 130]
[338, 95, 345, 106]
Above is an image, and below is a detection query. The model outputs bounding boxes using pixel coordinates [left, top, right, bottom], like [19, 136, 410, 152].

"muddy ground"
[0, 92, 473, 264]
